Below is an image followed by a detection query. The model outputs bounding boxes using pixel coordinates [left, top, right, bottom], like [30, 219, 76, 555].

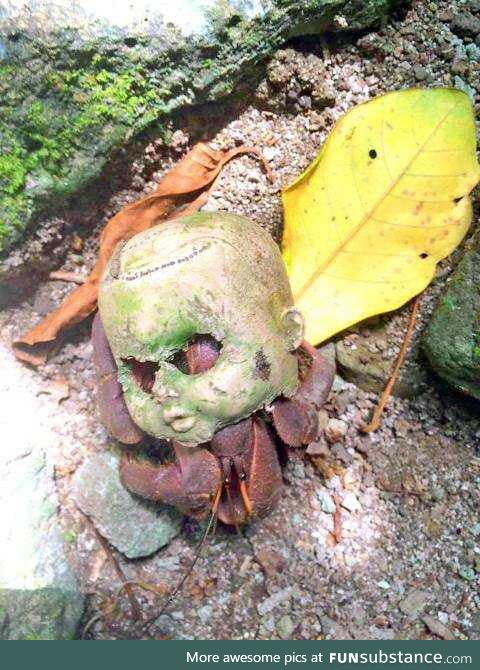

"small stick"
[82, 513, 143, 621]
[49, 271, 87, 284]
[361, 294, 421, 433]
[332, 493, 342, 544]
[141, 487, 222, 634]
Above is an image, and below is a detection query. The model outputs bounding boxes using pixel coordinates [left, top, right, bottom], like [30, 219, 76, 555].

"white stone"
[341, 491, 361, 512]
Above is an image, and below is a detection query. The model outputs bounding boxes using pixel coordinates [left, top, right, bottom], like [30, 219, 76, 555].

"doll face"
[98, 212, 304, 445]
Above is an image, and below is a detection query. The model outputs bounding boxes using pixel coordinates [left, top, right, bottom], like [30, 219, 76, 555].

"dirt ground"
[1, 0, 479, 640]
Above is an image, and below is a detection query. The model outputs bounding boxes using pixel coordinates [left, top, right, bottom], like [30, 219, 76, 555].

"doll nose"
[153, 385, 179, 403]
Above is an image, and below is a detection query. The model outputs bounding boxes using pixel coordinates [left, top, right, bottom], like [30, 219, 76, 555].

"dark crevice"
[122, 357, 159, 393]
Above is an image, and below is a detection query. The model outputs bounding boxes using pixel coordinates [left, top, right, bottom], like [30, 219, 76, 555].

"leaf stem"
[361, 294, 421, 433]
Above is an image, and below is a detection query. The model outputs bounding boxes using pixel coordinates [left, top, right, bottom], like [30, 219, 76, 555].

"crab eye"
[122, 358, 159, 393]
[170, 334, 222, 375]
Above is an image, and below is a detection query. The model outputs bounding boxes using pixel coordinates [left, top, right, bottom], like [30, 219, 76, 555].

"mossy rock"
[422, 243, 480, 400]
[0, 588, 84, 640]
[0, 0, 405, 261]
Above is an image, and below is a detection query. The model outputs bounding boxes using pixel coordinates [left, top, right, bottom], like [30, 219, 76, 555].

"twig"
[361, 294, 421, 433]
[332, 493, 342, 544]
[49, 271, 87, 284]
[82, 513, 143, 621]
[376, 475, 424, 497]
[141, 493, 220, 634]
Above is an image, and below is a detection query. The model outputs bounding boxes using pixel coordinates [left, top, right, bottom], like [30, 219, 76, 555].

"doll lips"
[171, 416, 196, 433]
[163, 406, 196, 432]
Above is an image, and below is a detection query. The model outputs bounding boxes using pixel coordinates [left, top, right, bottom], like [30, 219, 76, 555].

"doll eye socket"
[121, 334, 222, 392]
[170, 334, 222, 375]
[122, 358, 159, 394]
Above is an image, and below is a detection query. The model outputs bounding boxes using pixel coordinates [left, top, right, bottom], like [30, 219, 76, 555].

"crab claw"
[272, 397, 318, 447]
[243, 418, 283, 520]
[295, 340, 335, 408]
[120, 442, 222, 518]
[92, 313, 144, 445]
[211, 417, 283, 526]
[272, 340, 335, 447]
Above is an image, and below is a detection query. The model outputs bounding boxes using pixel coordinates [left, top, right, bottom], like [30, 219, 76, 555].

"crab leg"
[271, 340, 335, 447]
[91, 313, 144, 445]
[120, 442, 222, 518]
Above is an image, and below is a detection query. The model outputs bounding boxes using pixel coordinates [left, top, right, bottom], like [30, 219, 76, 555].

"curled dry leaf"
[13, 143, 272, 365]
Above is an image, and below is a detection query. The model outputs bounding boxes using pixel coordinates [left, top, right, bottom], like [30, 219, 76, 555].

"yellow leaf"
[282, 88, 480, 345]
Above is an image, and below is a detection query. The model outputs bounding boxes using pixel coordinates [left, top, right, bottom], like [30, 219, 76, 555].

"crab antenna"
[142, 486, 221, 633]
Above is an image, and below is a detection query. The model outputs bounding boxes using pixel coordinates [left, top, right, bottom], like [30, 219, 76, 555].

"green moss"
[423, 243, 480, 399]
[0, 44, 171, 253]
[62, 530, 77, 544]
[114, 290, 142, 315]
[0, 1, 404, 257]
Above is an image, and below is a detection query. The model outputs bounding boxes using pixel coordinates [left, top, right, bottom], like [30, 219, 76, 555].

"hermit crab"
[93, 211, 334, 526]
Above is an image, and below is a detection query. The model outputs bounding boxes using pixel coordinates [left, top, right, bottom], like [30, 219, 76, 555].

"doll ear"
[281, 307, 305, 351]
[91, 313, 144, 445]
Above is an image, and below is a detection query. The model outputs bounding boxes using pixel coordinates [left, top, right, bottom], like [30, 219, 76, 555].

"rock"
[421, 614, 456, 640]
[423, 243, 480, 400]
[0, 0, 405, 281]
[257, 587, 294, 616]
[257, 49, 336, 113]
[450, 11, 480, 38]
[276, 614, 295, 639]
[324, 418, 348, 443]
[399, 589, 431, 617]
[458, 566, 476, 582]
[319, 615, 352, 639]
[0, 346, 84, 640]
[413, 65, 427, 81]
[317, 490, 336, 514]
[341, 492, 361, 512]
[336, 324, 428, 398]
[72, 450, 181, 558]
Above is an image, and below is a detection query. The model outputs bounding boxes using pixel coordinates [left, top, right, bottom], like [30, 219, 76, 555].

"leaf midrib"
[295, 98, 461, 301]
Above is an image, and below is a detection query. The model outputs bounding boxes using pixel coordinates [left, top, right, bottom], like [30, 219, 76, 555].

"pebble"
[325, 418, 348, 443]
[458, 566, 476, 581]
[341, 492, 361, 512]
[431, 486, 446, 502]
[276, 614, 295, 639]
[377, 580, 391, 590]
[421, 614, 456, 640]
[399, 589, 431, 617]
[317, 490, 336, 514]
[257, 587, 293, 616]
[331, 443, 353, 465]
[413, 64, 427, 80]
